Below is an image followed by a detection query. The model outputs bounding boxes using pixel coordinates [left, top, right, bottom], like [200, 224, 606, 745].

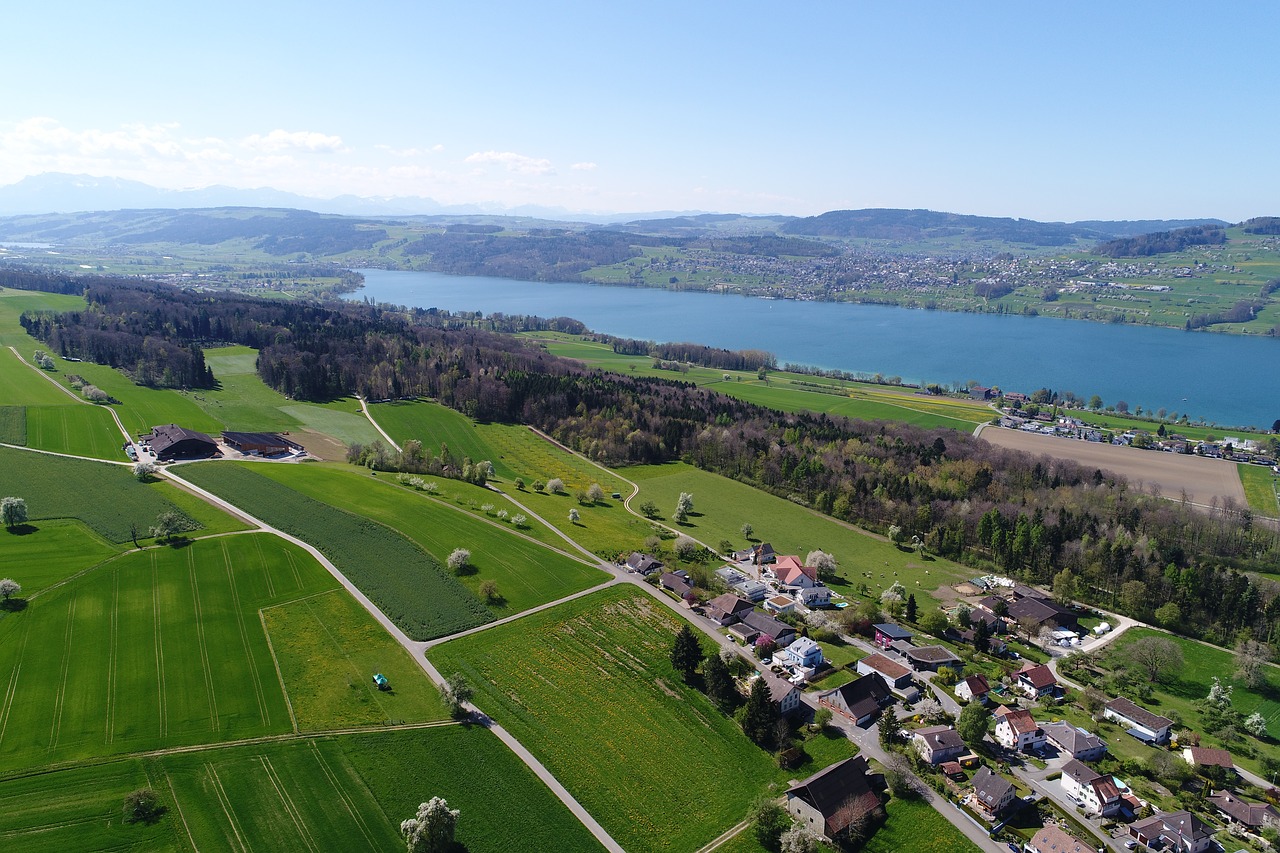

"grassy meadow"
[25, 404, 126, 459]
[0, 346, 79, 406]
[178, 462, 493, 640]
[0, 518, 119, 596]
[1238, 462, 1279, 517]
[0, 289, 86, 348]
[430, 585, 779, 852]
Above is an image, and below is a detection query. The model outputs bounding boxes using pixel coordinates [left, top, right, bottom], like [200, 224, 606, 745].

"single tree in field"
[956, 701, 991, 748]
[805, 550, 837, 581]
[479, 579, 501, 604]
[546, 478, 565, 494]
[122, 788, 163, 823]
[1, 496, 28, 530]
[401, 797, 459, 853]
[1128, 635, 1183, 683]
[740, 522, 754, 541]
[675, 491, 694, 519]
[133, 460, 157, 481]
[674, 535, 699, 561]
[1235, 638, 1270, 689]
[439, 673, 474, 720]
[742, 676, 780, 748]
[703, 651, 738, 712]
[639, 500, 660, 519]
[149, 510, 182, 544]
[0, 578, 21, 602]
[447, 548, 471, 575]
[671, 624, 704, 683]
[568, 507, 580, 523]
[587, 482, 604, 503]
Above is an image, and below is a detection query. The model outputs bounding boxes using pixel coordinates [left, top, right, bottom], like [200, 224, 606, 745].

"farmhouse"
[1209, 791, 1280, 831]
[1060, 759, 1122, 817]
[1041, 721, 1106, 761]
[818, 674, 891, 726]
[971, 766, 1016, 818]
[1026, 826, 1094, 853]
[1128, 810, 1215, 853]
[761, 673, 802, 716]
[955, 673, 990, 704]
[912, 725, 965, 765]
[142, 424, 219, 461]
[1104, 697, 1173, 745]
[994, 705, 1045, 752]
[220, 430, 302, 456]
[904, 645, 962, 673]
[785, 756, 883, 844]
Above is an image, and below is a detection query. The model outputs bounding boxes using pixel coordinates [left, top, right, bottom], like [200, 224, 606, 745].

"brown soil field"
[981, 426, 1246, 509]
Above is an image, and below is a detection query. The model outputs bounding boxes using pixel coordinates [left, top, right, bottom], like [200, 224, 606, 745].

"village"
[627, 543, 1279, 853]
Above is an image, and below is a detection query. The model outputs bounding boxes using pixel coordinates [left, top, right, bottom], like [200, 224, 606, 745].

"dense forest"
[12, 270, 1280, 646]
[1094, 224, 1226, 258]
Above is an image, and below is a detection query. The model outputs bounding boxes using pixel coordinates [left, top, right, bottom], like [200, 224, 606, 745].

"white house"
[955, 674, 990, 704]
[994, 706, 1045, 753]
[1104, 697, 1173, 745]
[798, 586, 831, 608]
[1129, 811, 1215, 853]
[1060, 759, 1122, 817]
[779, 637, 825, 670]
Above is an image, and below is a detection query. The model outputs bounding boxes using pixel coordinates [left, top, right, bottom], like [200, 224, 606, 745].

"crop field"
[247, 462, 606, 617]
[279, 401, 382, 446]
[262, 589, 448, 730]
[1238, 462, 1279, 517]
[0, 518, 119, 597]
[0, 405, 24, 444]
[178, 462, 493, 640]
[0, 534, 331, 771]
[430, 586, 778, 852]
[25, 404, 125, 459]
[0, 445, 195, 543]
[149, 480, 253, 537]
[0, 347, 78, 406]
[623, 462, 969, 605]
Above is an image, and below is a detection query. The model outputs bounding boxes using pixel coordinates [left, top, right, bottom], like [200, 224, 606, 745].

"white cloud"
[375, 143, 444, 158]
[464, 150, 554, 175]
[242, 129, 346, 153]
[570, 161, 598, 171]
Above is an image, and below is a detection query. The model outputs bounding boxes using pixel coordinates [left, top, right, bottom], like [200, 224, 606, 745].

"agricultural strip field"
[981, 426, 1248, 508]
[150, 480, 253, 537]
[0, 534, 332, 772]
[262, 589, 448, 730]
[247, 462, 606, 618]
[0, 445, 195, 543]
[622, 461, 970, 606]
[429, 585, 779, 852]
[0, 406, 25, 444]
[178, 462, 493, 640]
[0, 347, 79, 406]
[0, 518, 119, 597]
[0, 726, 604, 853]
[1238, 461, 1279, 517]
[25, 404, 125, 460]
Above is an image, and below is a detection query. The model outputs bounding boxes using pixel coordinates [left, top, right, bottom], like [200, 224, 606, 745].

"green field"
[0, 445, 194, 543]
[0, 290, 86, 348]
[430, 585, 779, 852]
[149, 480, 253, 537]
[25, 404, 126, 459]
[44, 357, 224, 437]
[371, 398, 516, 476]
[623, 462, 970, 605]
[246, 462, 606, 618]
[0, 347, 79, 406]
[0, 726, 604, 853]
[0, 534, 331, 771]
[0, 518, 120, 597]
[177, 462, 493, 640]
[0, 405, 24, 444]
[192, 345, 305, 432]
[1238, 462, 1279, 517]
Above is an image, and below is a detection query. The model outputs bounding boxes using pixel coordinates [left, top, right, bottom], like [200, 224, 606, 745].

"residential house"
[955, 674, 990, 704]
[873, 623, 913, 649]
[775, 556, 820, 589]
[749, 542, 776, 565]
[797, 586, 831, 608]
[904, 645, 962, 674]
[819, 675, 891, 726]
[761, 673, 802, 716]
[739, 611, 797, 649]
[625, 552, 663, 575]
[764, 595, 797, 615]
[1183, 746, 1234, 772]
[1209, 791, 1280, 832]
[1060, 759, 1123, 817]
[785, 756, 883, 844]
[1128, 810, 1215, 853]
[1026, 826, 1094, 853]
[659, 571, 692, 599]
[705, 593, 755, 626]
[1041, 722, 1106, 761]
[912, 725, 966, 765]
[732, 580, 768, 602]
[726, 622, 760, 645]
[994, 706, 1046, 753]
[1104, 697, 1173, 745]
[779, 637, 825, 670]
[971, 766, 1016, 818]
[1015, 662, 1058, 699]
[856, 653, 915, 693]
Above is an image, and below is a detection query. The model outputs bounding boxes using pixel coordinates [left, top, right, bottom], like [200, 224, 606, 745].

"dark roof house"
[904, 645, 962, 672]
[705, 593, 755, 625]
[971, 766, 1016, 817]
[221, 431, 302, 455]
[739, 611, 797, 648]
[1209, 791, 1280, 830]
[143, 424, 219, 461]
[625, 552, 664, 574]
[819, 674, 891, 726]
[785, 756, 883, 842]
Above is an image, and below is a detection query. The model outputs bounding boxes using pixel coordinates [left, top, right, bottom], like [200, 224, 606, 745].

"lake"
[348, 269, 1280, 430]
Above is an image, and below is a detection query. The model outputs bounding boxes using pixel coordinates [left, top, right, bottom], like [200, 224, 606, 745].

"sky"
[3, 1, 1278, 220]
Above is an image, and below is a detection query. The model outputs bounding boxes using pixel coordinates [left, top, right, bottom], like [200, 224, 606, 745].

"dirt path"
[358, 395, 401, 451]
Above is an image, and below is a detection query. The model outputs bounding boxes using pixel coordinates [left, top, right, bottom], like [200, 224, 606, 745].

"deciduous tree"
[741, 522, 754, 540]
[0, 578, 20, 601]
[1, 496, 28, 530]
[956, 701, 991, 747]
[806, 550, 837, 582]
[1128, 635, 1183, 683]
[401, 797, 459, 853]
[447, 548, 471, 574]
[1235, 638, 1270, 689]
[439, 673, 473, 720]
[123, 788, 163, 823]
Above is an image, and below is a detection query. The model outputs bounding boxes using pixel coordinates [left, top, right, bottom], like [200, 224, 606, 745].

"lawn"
[0, 347, 79, 406]
[247, 462, 607, 617]
[429, 585, 780, 852]
[622, 462, 970, 606]
[0, 445, 196, 543]
[1238, 462, 1278, 517]
[262, 588, 448, 730]
[178, 462, 493, 640]
[0, 534, 331, 771]
[279, 400, 382, 446]
[0, 517, 120, 597]
[25, 403, 126, 459]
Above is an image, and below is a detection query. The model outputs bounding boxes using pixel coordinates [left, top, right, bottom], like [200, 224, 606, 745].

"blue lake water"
[348, 269, 1280, 429]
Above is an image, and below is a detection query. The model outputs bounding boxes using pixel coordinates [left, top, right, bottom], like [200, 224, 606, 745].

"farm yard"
[177, 462, 493, 640]
[246, 462, 607, 617]
[429, 585, 779, 853]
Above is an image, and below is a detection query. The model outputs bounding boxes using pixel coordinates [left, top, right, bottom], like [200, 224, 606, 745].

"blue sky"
[3, 1, 1276, 220]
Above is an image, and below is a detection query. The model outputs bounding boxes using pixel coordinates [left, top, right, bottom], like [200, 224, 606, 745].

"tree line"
[17, 271, 1280, 646]
[1094, 224, 1226, 257]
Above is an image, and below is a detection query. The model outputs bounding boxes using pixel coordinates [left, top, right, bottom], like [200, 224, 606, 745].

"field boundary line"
[0, 438, 131, 466]
[252, 534, 276, 597]
[258, 609, 299, 733]
[26, 549, 130, 604]
[162, 769, 201, 853]
[0, 622, 31, 748]
[222, 539, 271, 727]
[48, 591, 76, 751]
[422, 578, 618, 648]
[188, 548, 221, 732]
[105, 566, 119, 744]
[206, 761, 251, 853]
[308, 741, 379, 850]
[259, 754, 319, 852]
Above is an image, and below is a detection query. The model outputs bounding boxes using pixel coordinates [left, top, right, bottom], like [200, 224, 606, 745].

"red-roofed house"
[955, 674, 990, 704]
[775, 555, 820, 588]
[1061, 759, 1123, 817]
[994, 705, 1045, 752]
[1015, 662, 1058, 698]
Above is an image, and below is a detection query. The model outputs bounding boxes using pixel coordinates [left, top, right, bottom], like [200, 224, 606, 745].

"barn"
[221, 431, 304, 456]
[143, 424, 219, 461]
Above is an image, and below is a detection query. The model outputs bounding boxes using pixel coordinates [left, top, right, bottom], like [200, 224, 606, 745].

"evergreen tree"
[878, 707, 902, 748]
[974, 617, 991, 654]
[905, 593, 918, 623]
[704, 653, 738, 712]
[742, 677, 780, 747]
[670, 624, 705, 683]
